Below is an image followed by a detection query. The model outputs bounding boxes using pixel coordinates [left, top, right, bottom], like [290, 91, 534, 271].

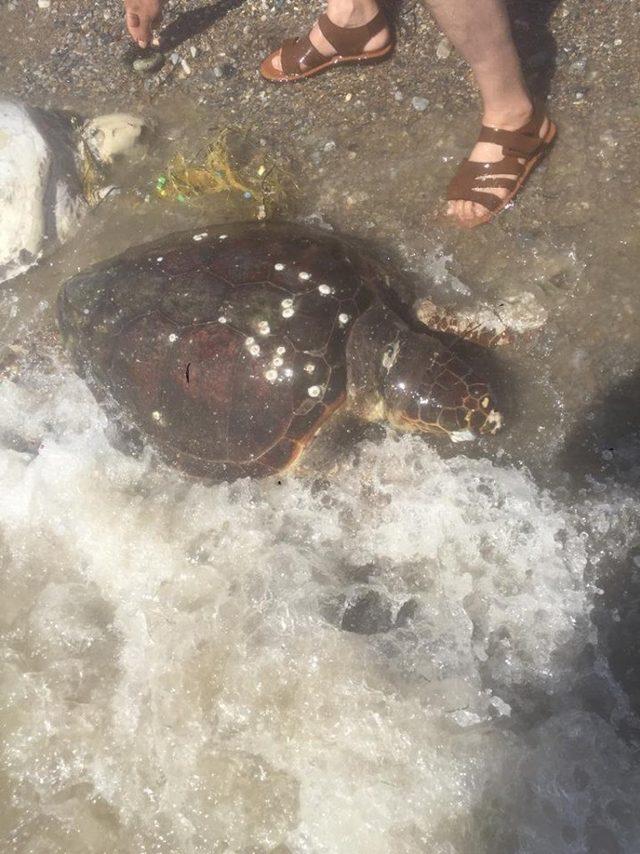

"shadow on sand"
[507, 0, 563, 100]
[556, 368, 640, 717]
[161, 0, 246, 51]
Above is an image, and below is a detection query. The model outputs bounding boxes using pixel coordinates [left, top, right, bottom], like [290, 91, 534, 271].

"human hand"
[125, 0, 164, 48]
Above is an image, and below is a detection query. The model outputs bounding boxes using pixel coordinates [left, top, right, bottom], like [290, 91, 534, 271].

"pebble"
[411, 97, 429, 112]
[436, 38, 451, 59]
[133, 50, 165, 75]
[37, 0, 50, 8]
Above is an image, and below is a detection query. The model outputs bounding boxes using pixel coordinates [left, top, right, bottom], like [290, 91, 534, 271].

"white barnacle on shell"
[338, 313, 350, 326]
[318, 284, 332, 295]
[304, 363, 315, 373]
[274, 262, 285, 271]
[276, 346, 286, 355]
[307, 385, 322, 398]
[283, 368, 294, 378]
[151, 410, 162, 422]
[281, 298, 294, 308]
[282, 307, 295, 319]
[245, 336, 255, 346]
[298, 271, 311, 281]
[168, 333, 178, 343]
[265, 369, 278, 383]
[257, 320, 271, 335]
[219, 234, 228, 240]
[218, 316, 227, 324]
[249, 344, 261, 356]
[272, 356, 284, 368]
[192, 232, 208, 241]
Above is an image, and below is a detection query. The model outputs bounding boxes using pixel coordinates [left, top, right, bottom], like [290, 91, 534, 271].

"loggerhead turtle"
[57, 221, 502, 480]
[0, 98, 151, 285]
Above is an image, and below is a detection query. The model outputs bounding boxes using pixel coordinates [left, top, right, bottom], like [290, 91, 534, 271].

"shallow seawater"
[2, 98, 640, 854]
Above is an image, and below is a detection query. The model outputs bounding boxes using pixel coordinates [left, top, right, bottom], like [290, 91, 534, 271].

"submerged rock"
[0, 99, 151, 285]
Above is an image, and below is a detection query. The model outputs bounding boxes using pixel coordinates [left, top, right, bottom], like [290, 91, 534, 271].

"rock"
[411, 96, 429, 112]
[436, 37, 451, 59]
[0, 99, 151, 285]
[81, 114, 151, 165]
[341, 590, 395, 635]
[132, 50, 165, 76]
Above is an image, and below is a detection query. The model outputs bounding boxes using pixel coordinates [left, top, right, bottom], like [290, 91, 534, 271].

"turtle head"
[380, 330, 502, 443]
[348, 306, 502, 442]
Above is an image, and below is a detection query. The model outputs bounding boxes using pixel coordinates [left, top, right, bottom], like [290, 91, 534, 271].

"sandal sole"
[456, 120, 558, 229]
[260, 42, 394, 83]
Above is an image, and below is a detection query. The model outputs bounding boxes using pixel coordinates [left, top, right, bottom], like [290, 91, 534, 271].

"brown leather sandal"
[446, 107, 557, 228]
[260, 9, 393, 83]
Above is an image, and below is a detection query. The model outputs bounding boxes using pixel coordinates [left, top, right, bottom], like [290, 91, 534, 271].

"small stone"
[190, 45, 197, 58]
[37, 0, 50, 8]
[170, 52, 180, 65]
[323, 140, 336, 152]
[436, 38, 451, 59]
[411, 97, 429, 112]
[132, 50, 165, 75]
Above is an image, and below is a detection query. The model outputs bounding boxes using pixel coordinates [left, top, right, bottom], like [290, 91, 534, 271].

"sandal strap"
[447, 159, 519, 211]
[280, 35, 326, 75]
[447, 107, 549, 209]
[478, 107, 547, 158]
[478, 125, 544, 158]
[317, 8, 387, 56]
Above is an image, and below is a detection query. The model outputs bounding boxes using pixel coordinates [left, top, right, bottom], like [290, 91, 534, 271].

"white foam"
[1, 364, 639, 852]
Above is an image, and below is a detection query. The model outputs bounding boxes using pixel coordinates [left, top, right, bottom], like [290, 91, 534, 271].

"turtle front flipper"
[415, 298, 514, 349]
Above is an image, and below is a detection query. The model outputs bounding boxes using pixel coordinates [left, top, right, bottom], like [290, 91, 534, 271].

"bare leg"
[270, 0, 390, 74]
[423, 0, 550, 225]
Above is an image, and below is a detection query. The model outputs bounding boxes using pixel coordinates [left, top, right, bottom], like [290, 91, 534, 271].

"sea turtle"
[57, 221, 502, 480]
[0, 98, 151, 285]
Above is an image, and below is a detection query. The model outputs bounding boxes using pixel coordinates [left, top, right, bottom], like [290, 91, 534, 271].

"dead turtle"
[57, 222, 502, 480]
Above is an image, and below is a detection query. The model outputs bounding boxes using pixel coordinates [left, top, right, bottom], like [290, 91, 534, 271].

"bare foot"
[270, 0, 390, 74]
[447, 105, 550, 227]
